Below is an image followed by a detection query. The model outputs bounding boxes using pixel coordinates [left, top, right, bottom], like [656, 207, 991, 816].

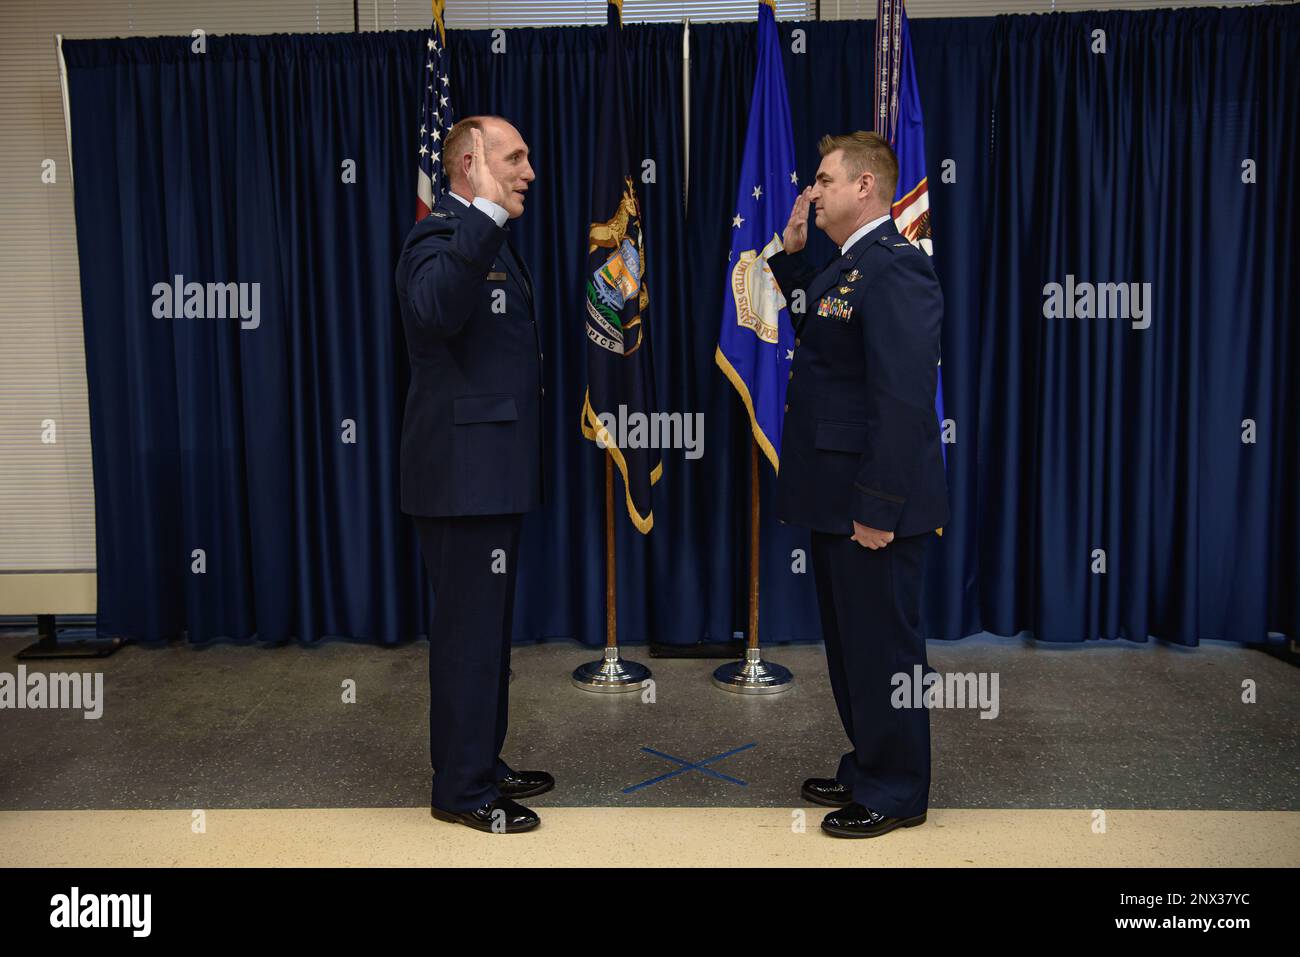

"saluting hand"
[782, 186, 812, 253]
[467, 127, 510, 209]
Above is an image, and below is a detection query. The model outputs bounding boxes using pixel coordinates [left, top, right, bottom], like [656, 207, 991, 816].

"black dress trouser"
[810, 529, 933, 818]
[414, 514, 522, 812]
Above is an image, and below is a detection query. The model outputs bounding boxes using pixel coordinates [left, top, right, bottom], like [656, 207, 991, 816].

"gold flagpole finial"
[431, 0, 447, 44]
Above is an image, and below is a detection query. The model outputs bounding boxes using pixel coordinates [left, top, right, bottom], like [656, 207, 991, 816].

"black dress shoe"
[801, 777, 853, 807]
[497, 769, 554, 799]
[430, 797, 540, 833]
[821, 802, 926, 838]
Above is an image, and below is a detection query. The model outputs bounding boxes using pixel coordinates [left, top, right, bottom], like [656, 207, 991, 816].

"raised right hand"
[466, 127, 510, 208]
[782, 186, 812, 253]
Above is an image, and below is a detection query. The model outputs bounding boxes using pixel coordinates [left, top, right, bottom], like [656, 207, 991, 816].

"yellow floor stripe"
[2, 808, 1296, 867]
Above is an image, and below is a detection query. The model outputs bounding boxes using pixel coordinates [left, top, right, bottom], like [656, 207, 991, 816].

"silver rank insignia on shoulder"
[430, 209, 449, 218]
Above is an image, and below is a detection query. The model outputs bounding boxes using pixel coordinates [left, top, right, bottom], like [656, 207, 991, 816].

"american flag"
[415, 0, 454, 221]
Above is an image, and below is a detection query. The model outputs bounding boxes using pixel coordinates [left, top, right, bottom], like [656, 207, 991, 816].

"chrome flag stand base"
[572, 645, 650, 693]
[712, 646, 793, 695]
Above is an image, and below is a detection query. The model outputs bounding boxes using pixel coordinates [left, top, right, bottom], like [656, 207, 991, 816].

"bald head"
[444, 115, 535, 218]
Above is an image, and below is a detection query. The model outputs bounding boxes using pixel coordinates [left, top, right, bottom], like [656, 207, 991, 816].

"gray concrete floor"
[0, 632, 1296, 811]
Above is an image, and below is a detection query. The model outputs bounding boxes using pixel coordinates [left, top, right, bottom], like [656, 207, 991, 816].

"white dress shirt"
[839, 212, 893, 256]
[448, 189, 508, 228]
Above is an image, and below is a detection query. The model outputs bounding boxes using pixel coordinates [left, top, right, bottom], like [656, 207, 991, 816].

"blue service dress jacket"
[394, 191, 544, 517]
[766, 218, 948, 538]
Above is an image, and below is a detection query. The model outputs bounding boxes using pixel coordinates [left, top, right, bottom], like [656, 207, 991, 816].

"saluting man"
[767, 131, 948, 839]
[394, 115, 553, 834]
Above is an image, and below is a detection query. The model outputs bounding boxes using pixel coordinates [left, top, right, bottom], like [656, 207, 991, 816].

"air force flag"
[715, 0, 799, 472]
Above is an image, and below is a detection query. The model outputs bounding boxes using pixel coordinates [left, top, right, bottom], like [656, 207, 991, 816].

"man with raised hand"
[767, 131, 948, 838]
[395, 115, 550, 834]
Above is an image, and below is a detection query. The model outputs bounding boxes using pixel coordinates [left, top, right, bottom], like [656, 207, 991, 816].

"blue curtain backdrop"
[62, 8, 1298, 649]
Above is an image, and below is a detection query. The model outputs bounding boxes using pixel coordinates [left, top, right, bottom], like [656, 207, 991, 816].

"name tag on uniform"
[487, 271, 508, 281]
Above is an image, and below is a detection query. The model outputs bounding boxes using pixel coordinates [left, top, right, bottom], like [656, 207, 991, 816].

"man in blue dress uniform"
[394, 116, 552, 833]
[767, 131, 948, 838]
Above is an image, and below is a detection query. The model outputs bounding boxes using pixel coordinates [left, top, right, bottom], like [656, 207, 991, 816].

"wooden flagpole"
[571, 449, 650, 691]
